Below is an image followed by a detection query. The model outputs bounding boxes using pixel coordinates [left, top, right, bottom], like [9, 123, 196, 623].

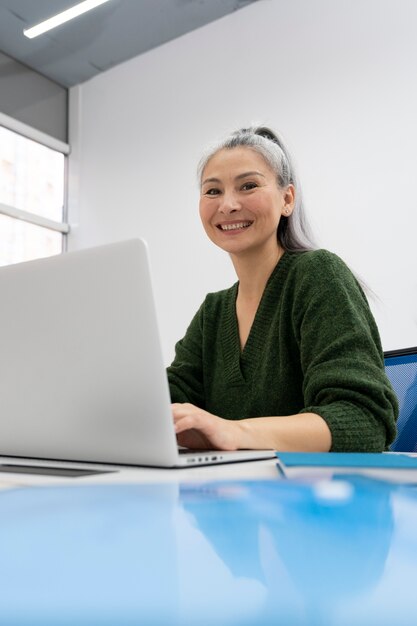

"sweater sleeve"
[292, 251, 398, 452]
[166, 302, 206, 407]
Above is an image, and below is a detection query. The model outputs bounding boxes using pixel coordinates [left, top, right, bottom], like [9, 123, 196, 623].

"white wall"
[68, 0, 417, 363]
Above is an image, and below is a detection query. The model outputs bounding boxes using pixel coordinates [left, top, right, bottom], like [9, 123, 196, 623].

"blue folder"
[276, 451, 417, 469]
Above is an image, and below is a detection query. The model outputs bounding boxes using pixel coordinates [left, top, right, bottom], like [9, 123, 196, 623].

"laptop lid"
[0, 239, 181, 467]
[0, 239, 274, 468]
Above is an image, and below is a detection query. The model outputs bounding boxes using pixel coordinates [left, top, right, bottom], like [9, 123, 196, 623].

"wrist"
[234, 418, 262, 450]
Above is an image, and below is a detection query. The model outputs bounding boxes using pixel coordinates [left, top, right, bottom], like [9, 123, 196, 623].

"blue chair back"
[384, 347, 417, 452]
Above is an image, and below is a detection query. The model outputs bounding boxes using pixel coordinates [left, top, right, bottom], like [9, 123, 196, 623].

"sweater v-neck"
[221, 252, 295, 385]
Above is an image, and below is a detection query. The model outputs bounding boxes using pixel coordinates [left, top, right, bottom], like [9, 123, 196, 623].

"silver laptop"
[0, 239, 274, 469]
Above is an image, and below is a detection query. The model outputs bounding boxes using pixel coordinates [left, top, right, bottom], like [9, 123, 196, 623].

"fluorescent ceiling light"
[23, 0, 112, 39]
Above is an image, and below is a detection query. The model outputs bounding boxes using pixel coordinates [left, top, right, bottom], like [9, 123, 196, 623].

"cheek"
[245, 194, 272, 217]
[199, 199, 212, 224]
[258, 193, 284, 218]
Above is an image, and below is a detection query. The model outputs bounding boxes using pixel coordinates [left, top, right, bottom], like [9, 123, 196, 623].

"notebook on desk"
[0, 238, 274, 470]
[275, 452, 417, 484]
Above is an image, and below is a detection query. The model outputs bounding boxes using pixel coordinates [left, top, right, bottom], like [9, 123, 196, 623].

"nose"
[219, 190, 241, 215]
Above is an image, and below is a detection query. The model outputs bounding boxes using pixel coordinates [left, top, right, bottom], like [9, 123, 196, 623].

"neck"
[231, 245, 284, 301]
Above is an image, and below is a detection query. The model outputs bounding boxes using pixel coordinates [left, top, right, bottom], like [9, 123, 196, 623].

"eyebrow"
[201, 171, 266, 186]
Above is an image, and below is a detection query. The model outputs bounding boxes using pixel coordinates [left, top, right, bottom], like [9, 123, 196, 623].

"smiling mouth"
[217, 221, 253, 231]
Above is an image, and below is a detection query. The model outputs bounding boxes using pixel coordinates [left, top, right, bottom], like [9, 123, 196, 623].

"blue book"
[276, 452, 417, 483]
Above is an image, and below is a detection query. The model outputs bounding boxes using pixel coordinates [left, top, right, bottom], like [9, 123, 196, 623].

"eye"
[241, 181, 258, 191]
[203, 187, 221, 196]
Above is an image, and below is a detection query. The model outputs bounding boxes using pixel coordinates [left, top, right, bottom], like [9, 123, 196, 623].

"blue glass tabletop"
[0, 476, 416, 626]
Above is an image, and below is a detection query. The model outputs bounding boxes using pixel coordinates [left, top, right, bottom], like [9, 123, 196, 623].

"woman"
[167, 126, 398, 452]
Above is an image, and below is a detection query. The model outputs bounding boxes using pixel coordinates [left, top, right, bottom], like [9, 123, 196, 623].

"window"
[0, 124, 69, 267]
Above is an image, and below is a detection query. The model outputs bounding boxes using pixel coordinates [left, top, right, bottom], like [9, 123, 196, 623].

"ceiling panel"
[0, 0, 259, 87]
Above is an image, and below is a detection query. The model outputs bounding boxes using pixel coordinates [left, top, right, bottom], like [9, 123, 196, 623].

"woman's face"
[199, 147, 294, 258]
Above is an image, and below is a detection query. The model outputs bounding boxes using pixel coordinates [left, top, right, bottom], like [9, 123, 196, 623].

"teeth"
[220, 222, 252, 231]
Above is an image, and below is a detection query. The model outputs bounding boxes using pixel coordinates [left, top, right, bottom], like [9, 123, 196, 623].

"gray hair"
[198, 126, 315, 252]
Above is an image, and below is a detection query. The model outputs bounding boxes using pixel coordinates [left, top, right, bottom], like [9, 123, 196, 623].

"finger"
[171, 402, 195, 411]
[171, 403, 195, 418]
[172, 408, 195, 423]
[174, 414, 199, 433]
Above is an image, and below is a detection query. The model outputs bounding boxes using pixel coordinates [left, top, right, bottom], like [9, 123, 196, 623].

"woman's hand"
[172, 403, 242, 451]
[172, 404, 332, 452]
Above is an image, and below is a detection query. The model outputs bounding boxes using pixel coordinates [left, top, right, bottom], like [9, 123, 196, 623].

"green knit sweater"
[167, 250, 398, 452]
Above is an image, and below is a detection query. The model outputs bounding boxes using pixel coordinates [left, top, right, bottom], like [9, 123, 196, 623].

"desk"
[0, 456, 279, 487]
[0, 459, 416, 625]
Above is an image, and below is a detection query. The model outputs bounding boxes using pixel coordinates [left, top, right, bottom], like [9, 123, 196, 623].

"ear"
[281, 184, 295, 216]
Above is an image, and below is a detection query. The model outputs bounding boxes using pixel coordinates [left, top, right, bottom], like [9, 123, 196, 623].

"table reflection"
[0, 477, 416, 625]
[180, 477, 396, 625]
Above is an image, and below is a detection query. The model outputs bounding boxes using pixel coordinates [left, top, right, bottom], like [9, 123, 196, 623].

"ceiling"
[0, 0, 259, 88]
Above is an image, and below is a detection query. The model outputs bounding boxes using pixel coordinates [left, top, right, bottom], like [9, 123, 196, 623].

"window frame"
[0, 110, 70, 252]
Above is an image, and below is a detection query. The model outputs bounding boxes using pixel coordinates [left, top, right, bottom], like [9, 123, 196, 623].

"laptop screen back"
[0, 239, 179, 466]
